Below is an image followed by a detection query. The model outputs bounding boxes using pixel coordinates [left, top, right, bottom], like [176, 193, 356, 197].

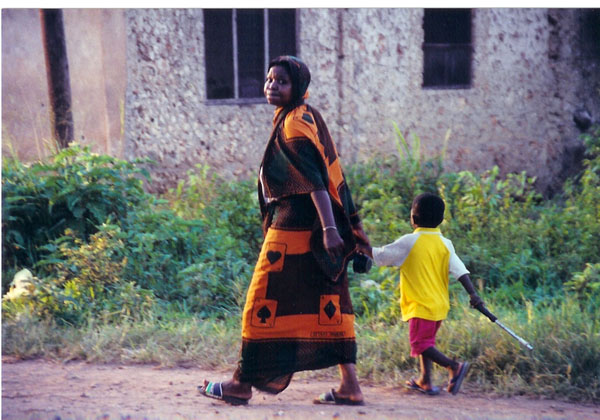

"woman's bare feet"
[336, 363, 364, 403]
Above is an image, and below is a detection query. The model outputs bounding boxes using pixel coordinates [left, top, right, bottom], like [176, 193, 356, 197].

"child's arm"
[358, 235, 414, 267]
[457, 274, 484, 308]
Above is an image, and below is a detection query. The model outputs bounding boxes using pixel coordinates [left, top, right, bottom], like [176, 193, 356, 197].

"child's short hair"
[411, 193, 445, 228]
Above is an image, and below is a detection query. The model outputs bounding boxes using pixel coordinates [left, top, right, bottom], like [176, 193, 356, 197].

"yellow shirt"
[372, 228, 469, 321]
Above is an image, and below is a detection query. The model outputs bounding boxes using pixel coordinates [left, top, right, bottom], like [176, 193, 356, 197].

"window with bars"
[204, 9, 297, 102]
[422, 9, 472, 89]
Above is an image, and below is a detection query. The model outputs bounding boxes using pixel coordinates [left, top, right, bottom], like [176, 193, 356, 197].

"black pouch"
[352, 252, 373, 273]
[309, 203, 356, 283]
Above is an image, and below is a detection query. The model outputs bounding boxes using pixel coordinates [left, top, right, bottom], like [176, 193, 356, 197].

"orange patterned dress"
[235, 104, 361, 393]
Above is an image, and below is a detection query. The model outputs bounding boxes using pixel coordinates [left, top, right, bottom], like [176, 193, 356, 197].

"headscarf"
[268, 55, 311, 111]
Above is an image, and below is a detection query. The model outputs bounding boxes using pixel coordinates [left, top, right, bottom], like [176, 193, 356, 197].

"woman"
[199, 56, 370, 406]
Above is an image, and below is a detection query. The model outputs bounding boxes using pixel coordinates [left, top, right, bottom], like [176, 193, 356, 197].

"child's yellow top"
[372, 227, 469, 322]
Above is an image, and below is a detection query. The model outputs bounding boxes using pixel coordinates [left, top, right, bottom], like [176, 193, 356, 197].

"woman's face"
[264, 65, 293, 107]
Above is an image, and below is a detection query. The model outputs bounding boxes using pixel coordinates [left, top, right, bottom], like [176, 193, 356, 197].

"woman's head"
[264, 56, 310, 108]
[410, 193, 445, 228]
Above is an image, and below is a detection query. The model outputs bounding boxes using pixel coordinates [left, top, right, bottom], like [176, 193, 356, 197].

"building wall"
[124, 9, 275, 191]
[124, 8, 599, 195]
[4, 9, 597, 195]
[2, 9, 127, 160]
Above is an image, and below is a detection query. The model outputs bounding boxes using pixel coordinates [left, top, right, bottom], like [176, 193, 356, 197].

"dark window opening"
[423, 9, 472, 89]
[204, 10, 234, 99]
[204, 9, 296, 101]
[581, 9, 600, 59]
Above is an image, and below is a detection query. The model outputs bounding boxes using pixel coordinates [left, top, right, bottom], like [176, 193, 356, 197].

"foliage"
[2, 144, 151, 293]
[2, 125, 600, 401]
[115, 209, 205, 301]
[349, 127, 445, 244]
[564, 262, 600, 315]
[347, 125, 600, 319]
[3, 227, 155, 326]
[167, 164, 263, 260]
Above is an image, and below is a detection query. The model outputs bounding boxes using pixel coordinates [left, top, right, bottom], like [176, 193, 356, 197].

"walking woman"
[199, 56, 370, 406]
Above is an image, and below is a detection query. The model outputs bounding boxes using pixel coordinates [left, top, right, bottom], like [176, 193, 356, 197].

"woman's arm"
[310, 190, 345, 259]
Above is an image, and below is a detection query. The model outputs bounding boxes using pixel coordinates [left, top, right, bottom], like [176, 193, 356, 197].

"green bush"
[167, 164, 263, 260]
[347, 125, 600, 312]
[2, 144, 151, 293]
[3, 226, 155, 326]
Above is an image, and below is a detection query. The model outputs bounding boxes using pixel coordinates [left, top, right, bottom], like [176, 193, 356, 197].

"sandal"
[447, 362, 470, 395]
[313, 388, 365, 405]
[404, 378, 440, 396]
[198, 381, 249, 406]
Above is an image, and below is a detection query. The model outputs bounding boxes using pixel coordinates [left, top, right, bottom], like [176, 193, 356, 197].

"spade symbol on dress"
[256, 305, 272, 323]
[324, 300, 337, 319]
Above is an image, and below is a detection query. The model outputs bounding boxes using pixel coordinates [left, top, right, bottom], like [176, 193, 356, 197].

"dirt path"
[2, 358, 598, 420]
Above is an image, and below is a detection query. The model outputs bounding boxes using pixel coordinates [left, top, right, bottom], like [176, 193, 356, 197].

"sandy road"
[2, 358, 599, 420]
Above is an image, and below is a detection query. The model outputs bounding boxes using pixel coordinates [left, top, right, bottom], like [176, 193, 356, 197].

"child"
[358, 192, 483, 396]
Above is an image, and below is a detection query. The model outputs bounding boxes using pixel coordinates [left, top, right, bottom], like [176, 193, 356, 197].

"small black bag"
[352, 252, 373, 273]
[309, 202, 357, 283]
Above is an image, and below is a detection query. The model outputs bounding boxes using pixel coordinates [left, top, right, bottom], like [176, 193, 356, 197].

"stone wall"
[124, 9, 273, 192]
[124, 8, 598, 194]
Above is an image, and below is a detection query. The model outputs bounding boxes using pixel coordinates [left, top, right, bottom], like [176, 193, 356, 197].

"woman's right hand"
[323, 228, 345, 260]
[352, 222, 370, 247]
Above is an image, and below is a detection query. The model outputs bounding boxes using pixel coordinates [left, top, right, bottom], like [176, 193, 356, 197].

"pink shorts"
[408, 318, 442, 357]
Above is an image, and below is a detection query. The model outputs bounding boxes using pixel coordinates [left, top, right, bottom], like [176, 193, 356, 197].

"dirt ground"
[2, 358, 599, 420]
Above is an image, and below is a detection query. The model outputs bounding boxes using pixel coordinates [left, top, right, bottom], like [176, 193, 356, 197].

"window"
[422, 9, 472, 89]
[204, 9, 297, 102]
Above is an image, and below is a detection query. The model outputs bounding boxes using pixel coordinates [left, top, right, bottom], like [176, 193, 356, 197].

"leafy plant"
[5, 226, 155, 325]
[2, 144, 152, 292]
[565, 263, 600, 314]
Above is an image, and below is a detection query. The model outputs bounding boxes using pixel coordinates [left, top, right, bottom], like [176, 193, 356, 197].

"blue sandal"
[198, 381, 249, 406]
[405, 378, 440, 396]
[447, 362, 470, 395]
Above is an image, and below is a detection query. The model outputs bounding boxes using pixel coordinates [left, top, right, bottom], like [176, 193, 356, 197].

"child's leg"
[422, 346, 459, 371]
[408, 318, 443, 391]
[422, 346, 470, 394]
[418, 354, 434, 387]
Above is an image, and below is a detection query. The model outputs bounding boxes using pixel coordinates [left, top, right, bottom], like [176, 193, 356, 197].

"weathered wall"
[5, 9, 597, 195]
[124, 9, 273, 191]
[300, 8, 599, 194]
[2, 9, 127, 160]
[2, 9, 52, 160]
[124, 8, 599, 195]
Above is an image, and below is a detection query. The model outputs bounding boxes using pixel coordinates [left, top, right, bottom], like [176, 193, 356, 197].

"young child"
[358, 192, 483, 396]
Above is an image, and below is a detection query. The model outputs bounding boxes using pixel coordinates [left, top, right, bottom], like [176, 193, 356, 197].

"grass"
[3, 297, 598, 402]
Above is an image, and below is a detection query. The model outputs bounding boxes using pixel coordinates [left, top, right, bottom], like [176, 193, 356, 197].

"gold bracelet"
[323, 226, 337, 232]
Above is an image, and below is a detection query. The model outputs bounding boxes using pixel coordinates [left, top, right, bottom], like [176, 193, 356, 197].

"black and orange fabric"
[235, 56, 361, 394]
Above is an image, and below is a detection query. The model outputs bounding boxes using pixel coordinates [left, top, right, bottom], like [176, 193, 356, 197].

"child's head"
[411, 193, 445, 228]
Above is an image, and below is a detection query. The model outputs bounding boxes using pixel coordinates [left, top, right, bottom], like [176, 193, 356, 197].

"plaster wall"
[1, 9, 127, 160]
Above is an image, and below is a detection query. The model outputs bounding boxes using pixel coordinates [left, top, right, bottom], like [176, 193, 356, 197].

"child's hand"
[356, 243, 373, 259]
[469, 293, 483, 309]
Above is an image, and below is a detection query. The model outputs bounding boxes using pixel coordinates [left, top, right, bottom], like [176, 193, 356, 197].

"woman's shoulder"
[283, 105, 318, 140]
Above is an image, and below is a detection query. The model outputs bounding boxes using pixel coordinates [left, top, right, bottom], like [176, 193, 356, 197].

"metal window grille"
[204, 9, 296, 103]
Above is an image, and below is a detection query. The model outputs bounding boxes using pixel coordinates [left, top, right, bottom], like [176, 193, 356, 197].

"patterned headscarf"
[268, 55, 311, 109]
